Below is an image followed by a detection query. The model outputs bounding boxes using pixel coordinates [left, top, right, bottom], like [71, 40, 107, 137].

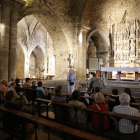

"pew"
[36, 98, 140, 140]
[0, 106, 106, 140]
[81, 91, 140, 100]
[65, 94, 140, 108]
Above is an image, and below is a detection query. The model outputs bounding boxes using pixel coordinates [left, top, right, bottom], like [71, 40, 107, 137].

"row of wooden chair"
[0, 106, 104, 140]
[36, 98, 140, 140]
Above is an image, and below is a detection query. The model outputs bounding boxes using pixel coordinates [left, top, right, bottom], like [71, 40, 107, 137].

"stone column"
[117, 71, 121, 81]
[135, 72, 138, 82]
[77, 31, 84, 79]
[0, 6, 11, 80]
[82, 31, 87, 77]
[8, 11, 18, 81]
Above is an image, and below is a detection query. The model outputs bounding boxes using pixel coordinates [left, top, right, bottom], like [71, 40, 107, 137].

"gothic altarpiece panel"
[111, 20, 140, 68]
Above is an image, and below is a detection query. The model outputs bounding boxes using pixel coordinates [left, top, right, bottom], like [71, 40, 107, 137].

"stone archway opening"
[29, 45, 46, 78]
[86, 29, 109, 75]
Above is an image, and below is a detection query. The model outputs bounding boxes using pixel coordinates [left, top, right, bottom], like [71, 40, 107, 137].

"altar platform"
[101, 67, 140, 82]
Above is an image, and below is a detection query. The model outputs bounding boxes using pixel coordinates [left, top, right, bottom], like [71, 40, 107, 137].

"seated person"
[37, 81, 51, 100]
[92, 92, 110, 129]
[23, 78, 30, 88]
[8, 82, 29, 106]
[69, 85, 89, 107]
[9, 78, 15, 86]
[124, 88, 136, 103]
[91, 86, 100, 97]
[0, 80, 8, 92]
[15, 79, 22, 93]
[31, 81, 37, 89]
[51, 86, 65, 118]
[22, 78, 30, 97]
[107, 89, 120, 111]
[0, 80, 8, 103]
[3, 90, 21, 129]
[113, 93, 140, 134]
[69, 90, 87, 124]
[3, 90, 35, 130]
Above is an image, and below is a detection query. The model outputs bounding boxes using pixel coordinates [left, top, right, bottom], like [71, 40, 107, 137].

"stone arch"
[23, 6, 70, 52]
[87, 29, 110, 47]
[29, 45, 46, 78]
[86, 29, 110, 68]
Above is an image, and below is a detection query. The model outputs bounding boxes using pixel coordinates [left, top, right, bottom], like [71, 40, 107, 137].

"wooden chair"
[36, 98, 140, 140]
[0, 106, 105, 140]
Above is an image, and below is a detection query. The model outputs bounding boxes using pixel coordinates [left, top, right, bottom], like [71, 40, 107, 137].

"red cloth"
[92, 103, 110, 129]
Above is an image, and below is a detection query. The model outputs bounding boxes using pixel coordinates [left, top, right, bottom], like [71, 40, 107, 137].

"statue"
[130, 40, 135, 55]
[67, 54, 74, 68]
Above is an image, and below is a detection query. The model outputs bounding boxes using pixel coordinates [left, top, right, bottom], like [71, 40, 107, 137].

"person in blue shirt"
[37, 81, 51, 100]
[67, 69, 76, 94]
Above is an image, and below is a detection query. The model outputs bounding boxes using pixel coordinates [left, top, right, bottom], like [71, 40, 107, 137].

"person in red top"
[91, 92, 110, 129]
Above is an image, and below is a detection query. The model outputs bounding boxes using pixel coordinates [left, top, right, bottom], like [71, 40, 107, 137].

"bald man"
[0, 80, 8, 104]
[0, 80, 8, 92]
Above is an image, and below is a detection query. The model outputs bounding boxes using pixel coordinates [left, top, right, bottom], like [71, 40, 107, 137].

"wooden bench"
[81, 91, 140, 100]
[36, 98, 140, 140]
[0, 106, 106, 140]
[65, 94, 140, 107]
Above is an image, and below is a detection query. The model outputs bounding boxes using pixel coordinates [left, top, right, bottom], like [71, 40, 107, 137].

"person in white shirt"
[113, 93, 140, 134]
[67, 69, 76, 94]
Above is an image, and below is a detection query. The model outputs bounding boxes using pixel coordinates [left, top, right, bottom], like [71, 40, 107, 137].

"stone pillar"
[135, 72, 138, 82]
[77, 31, 84, 79]
[82, 31, 87, 77]
[117, 71, 121, 81]
[0, 6, 11, 80]
[8, 11, 18, 81]
[24, 56, 30, 78]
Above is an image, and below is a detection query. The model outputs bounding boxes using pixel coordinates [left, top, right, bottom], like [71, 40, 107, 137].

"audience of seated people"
[92, 92, 110, 129]
[31, 81, 37, 89]
[69, 85, 88, 107]
[8, 82, 29, 107]
[9, 78, 15, 86]
[51, 86, 65, 118]
[113, 93, 140, 134]
[107, 89, 120, 111]
[1, 77, 140, 138]
[69, 90, 87, 124]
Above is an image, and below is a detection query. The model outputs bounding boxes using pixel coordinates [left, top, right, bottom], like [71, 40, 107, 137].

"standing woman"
[67, 69, 76, 94]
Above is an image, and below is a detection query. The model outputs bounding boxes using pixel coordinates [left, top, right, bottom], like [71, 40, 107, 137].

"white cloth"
[68, 84, 75, 94]
[101, 67, 140, 72]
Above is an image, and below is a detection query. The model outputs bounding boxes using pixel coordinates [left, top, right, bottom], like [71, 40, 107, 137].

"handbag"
[69, 75, 74, 86]
[95, 104, 110, 122]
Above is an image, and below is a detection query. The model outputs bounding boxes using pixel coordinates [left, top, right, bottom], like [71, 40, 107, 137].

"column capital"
[72, 23, 91, 33]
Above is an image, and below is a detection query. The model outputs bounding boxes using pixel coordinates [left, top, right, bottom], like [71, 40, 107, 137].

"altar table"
[101, 67, 140, 82]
